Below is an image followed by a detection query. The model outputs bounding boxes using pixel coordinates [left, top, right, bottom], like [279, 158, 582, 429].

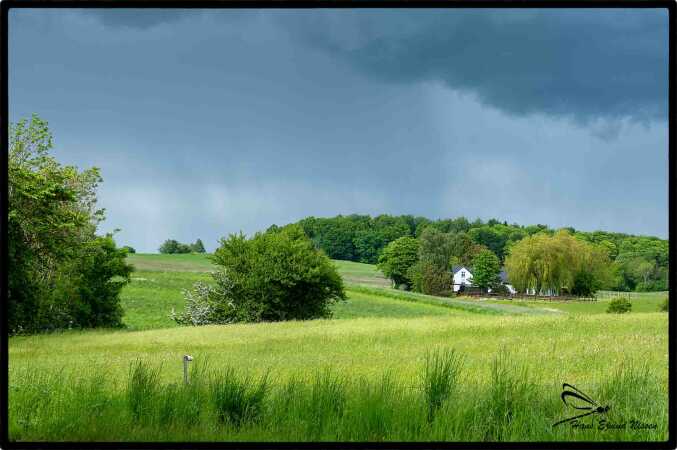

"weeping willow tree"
[505, 230, 613, 296]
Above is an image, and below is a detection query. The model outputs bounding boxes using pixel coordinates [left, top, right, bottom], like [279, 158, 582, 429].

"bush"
[66, 236, 133, 328]
[607, 297, 632, 314]
[173, 226, 346, 325]
[491, 284, 510, 296]
[659, 297, 668, 312]
[408, 261, 453, 296]
[122, 246, 136, 254]
[570, 270, 597, 296]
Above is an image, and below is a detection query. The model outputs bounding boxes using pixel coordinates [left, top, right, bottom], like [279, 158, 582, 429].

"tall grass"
[9, 351, 668, 442]
[421, 348, 463, 422]
[210, 368, 269, 427]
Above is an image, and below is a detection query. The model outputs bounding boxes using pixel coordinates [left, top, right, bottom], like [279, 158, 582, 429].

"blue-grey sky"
[9, 8, 669, 252]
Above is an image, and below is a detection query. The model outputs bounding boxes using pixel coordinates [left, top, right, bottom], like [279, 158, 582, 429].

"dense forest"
[274, 214, 668, 292]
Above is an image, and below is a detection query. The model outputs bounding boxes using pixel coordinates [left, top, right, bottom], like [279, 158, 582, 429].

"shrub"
[571, 270, 597, 296]
[659, 297, 668, 312]
[491, 284, 510, 296]
[60, 236, 133, 328]
[122, 246, 136, 254]
[173, 226, 346, 324]
[607, 297, 632, 314]
[408, 261, 453, 296]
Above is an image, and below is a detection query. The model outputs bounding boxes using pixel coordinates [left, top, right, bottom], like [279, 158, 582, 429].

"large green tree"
[504, 230, 613, 296]
[8, 115, 132, 333]
[377, 236, 420, 288]
[471, 249, 501, 292]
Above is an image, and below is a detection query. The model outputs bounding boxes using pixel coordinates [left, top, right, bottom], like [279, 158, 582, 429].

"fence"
[461, 291, 596, 302]
[595, 290, 669, 300]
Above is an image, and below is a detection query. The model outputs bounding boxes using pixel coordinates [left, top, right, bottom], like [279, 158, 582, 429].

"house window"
[461, 271, 465, 278]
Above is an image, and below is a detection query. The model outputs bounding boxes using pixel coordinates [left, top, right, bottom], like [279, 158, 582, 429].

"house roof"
[452, 265, 470, 274]
[499, 269, 509, 283]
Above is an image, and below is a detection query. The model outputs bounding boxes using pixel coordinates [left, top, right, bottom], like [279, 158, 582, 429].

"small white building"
[452, 265, 473, 292]
[452, 266, 516, 294]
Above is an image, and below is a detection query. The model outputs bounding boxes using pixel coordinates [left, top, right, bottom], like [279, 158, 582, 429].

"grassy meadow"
[8, 253, 669, 442]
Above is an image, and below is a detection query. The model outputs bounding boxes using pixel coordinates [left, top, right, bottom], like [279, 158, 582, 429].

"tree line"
[283, 214, 668, 292]
[159, 238, 206, 254]
[376, 228, 617, 297]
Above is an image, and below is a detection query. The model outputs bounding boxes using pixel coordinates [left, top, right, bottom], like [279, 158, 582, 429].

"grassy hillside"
[121, 254, 667, 330]
[9, 253, 669, 442]
[10, 312, 666, 383]
[122, 254, 460, 329]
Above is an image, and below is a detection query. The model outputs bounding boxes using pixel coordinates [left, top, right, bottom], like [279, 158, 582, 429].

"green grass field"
[8, 253, 669, 442]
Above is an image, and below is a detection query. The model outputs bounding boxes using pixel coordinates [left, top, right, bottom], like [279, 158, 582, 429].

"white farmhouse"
[452, 265, 473, 292]
[452, 266, 517, 294]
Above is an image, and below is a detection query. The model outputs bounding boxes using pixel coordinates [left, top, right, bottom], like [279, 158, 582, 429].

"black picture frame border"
[0, 1, 674, 449]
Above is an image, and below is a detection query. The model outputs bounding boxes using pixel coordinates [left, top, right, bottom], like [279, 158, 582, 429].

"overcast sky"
[9, 8, 669, 252]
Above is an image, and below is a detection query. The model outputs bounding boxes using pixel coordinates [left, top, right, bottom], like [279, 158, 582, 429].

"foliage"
[297, 214, 422, 263]
[122, 246, 136, 254]
[159, 239, 193, 254]
[173, 226, 346, 324]
[606, 297, 632, 314]
[491, 283, 511, 296]
[504, 231, 613, 296]
[158, 239, 205, 254]
[417, 227, 455, 270]
[288, 215, 667, 292]
[191, 239, 206, 253]
[407, 261, 454, 297]
[56, 235, 133, 328]
[8, 115, 132, 334]
[448, 232, 487, 267]
[471, 249, 501, 292]
[377, 237, 419, 288]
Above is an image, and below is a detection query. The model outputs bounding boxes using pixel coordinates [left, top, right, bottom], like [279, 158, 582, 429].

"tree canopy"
[471, 249, 502, 292]
[504, 230, 614, 296]
[287, 214, 666, 292]
[159, 238, 206, 254]
[8, 115, 133, 334]
[377, 237, 420, 289]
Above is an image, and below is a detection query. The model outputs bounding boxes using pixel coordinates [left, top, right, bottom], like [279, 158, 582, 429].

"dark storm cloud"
[279, 9, 668, 124]
[9, 9, 668, 251]
[82, 9, 198, 29]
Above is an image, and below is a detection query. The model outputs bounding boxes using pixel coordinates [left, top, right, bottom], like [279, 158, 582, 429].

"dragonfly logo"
[552, 383, 610, 428]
